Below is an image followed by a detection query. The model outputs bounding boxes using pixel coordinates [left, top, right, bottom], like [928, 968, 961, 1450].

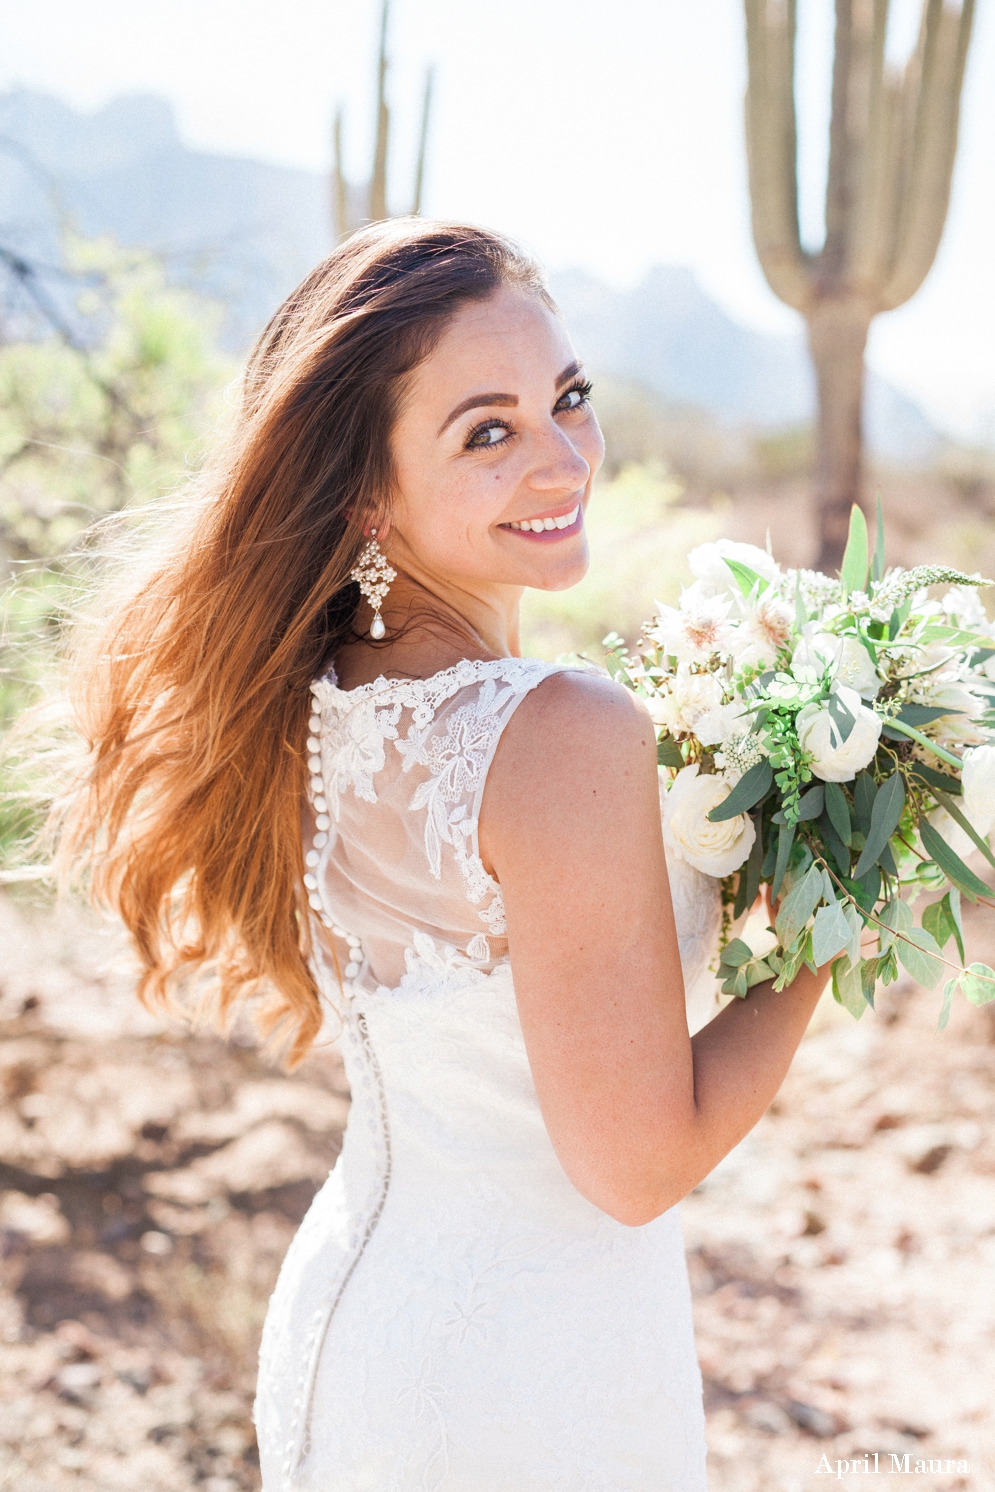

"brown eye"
[555, 380, 593, 413]
[465, 419, 512, 450]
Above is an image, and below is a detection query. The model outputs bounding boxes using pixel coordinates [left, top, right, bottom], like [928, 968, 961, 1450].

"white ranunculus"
[927, 805, 989, 861]
[963, 744, 995, 831]
[791, 631, 880, 699]
[686, 539, 781, 600]
[796, 686, 882, 782]
[662, 763, 756, 878]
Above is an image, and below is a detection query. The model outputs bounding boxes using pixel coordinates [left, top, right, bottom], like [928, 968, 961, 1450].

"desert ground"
[1, 883, 993, 1492]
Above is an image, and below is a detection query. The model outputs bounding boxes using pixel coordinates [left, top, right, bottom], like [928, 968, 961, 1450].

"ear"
[363, 518, 391, 542]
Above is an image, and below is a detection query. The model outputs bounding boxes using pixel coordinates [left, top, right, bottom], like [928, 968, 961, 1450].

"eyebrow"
[438, 360, 584, 436]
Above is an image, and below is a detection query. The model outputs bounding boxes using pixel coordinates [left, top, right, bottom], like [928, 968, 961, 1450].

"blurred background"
[1, 3, 994, 1489]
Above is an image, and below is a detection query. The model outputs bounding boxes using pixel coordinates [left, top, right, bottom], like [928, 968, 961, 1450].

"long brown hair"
[54, 219, 550, 1062]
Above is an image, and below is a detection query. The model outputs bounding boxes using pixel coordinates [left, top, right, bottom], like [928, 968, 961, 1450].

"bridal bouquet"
[605, 504, 995, 1025]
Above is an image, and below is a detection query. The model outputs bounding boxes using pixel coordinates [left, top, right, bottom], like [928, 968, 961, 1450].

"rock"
[146, 1118, 333, 1204]
[0, 1191, 70, 1246]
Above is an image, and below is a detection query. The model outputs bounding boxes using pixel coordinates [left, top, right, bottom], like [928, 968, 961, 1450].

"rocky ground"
[1, 890, 993, 1492]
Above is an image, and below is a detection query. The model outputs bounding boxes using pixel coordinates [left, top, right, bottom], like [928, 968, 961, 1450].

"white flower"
[963, 744, 995, 832]
[686, 540, 781, 600]
[796, 686, 882, 782]
[791, 631, 880, 699]
[942, 585, 991, 632]
[662, 764, 756, 878]
[729, 592, 794, 671]
[649, 588, 736, 664]
[926, 680, 987, 746]
[649, 665, 725, 738]
[694, 701, 749, 748]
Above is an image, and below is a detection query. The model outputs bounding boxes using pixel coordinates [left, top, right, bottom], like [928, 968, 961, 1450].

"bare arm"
[480, 672, 829, 1227]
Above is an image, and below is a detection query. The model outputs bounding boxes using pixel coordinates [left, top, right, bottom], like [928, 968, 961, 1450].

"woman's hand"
[481, 672, 831, 1228]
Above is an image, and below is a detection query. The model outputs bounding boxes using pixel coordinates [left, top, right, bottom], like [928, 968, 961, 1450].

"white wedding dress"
[254, 658, 721, 1492]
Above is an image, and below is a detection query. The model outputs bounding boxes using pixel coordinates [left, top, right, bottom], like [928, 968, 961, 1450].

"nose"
[527, 420, 592, 493]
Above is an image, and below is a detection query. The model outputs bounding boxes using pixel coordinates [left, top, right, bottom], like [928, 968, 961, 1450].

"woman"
[59, 220, 831, 1490]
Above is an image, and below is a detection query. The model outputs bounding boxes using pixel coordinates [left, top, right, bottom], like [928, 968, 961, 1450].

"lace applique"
[396, 674, 519, 873]
[320, 700, 402, 815]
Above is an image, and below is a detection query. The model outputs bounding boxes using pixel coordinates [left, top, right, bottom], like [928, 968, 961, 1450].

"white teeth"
[507, 505, 579, 533]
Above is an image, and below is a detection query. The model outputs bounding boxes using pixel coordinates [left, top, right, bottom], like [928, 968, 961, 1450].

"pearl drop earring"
[350, 529, 396, 641]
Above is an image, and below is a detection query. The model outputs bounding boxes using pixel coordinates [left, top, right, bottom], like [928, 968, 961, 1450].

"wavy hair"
[53, 219, 550, 1062]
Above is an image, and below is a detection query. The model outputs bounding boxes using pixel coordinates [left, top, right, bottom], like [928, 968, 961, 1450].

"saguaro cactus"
[331, 0, 434, 241]
[743, 0, 975, 570]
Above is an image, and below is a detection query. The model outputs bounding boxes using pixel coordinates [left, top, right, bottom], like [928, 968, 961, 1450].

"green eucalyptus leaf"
[871, 492, 886, 584]
[824, 781, 853, 847]
[853, 772, 905, 878]
[774, 863, 823, 949]
[706, 759, 772, 822]
[938, 977, 958, 1031]
[657, 736, 686, 769]
[919, 820, 992, 901]
[896, 927, 944, 991]
[948, 887, 966, 963]
[922, 897, 954, 951]
[812, 900, 853, 966]
[796, 784, 825, 820]
[723, 557, 770, 598]
[961, 963, 995, 1006]
[840, 504, 869, 595]
[832, 955, 867, 1018]
[854, 771, 877, 834]
[771, 821, 795, 899]
[719, 938, 754, 969]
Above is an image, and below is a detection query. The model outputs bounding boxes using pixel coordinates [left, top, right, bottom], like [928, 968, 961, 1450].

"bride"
[59, 220, 832, 1490]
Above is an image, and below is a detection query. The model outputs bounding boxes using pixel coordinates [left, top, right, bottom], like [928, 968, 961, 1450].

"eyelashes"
[462, 379, 594, 452]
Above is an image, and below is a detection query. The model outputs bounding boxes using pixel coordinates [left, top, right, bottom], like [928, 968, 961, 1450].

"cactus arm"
[743, 0, 812, 311]
[331, 108, 350, 241]
[847, 0, 898, 292]
[411, 67, 433, 216]
[369, 0, 391, 222]
[879, 0, 975, 310]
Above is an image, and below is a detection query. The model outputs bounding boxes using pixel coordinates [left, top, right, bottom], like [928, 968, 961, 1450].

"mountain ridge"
[0, 88, 937, 461]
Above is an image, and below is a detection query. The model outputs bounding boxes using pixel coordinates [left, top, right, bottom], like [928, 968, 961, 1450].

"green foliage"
[0, 236, 235, 856]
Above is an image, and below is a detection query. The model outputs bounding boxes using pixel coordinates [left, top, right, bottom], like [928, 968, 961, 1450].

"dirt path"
[1, 892, 993, 1492]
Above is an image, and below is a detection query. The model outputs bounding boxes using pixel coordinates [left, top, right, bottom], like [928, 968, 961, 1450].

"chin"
[529, 550, 590, 593]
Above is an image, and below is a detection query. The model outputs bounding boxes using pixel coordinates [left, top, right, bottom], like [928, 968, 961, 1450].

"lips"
[499, 504, 582, 539]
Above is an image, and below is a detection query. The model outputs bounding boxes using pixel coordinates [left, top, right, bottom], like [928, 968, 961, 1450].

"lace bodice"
[305, 657, 578, 995]
[306, 655, 722, 1027]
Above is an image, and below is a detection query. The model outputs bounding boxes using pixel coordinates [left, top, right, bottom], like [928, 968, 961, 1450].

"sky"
[1, 0, 992, 442]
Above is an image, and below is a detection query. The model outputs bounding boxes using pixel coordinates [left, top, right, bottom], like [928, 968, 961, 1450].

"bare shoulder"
[482, 670, 659, 861]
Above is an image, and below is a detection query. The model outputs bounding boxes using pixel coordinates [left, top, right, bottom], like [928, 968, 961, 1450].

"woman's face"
[384, 285, 604, 598]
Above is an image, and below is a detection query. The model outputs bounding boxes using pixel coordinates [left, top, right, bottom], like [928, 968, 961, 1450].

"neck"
[340, 571, 523, 691]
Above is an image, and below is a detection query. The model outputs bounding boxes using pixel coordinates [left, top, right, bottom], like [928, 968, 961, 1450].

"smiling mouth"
[499, 504, 581, 537]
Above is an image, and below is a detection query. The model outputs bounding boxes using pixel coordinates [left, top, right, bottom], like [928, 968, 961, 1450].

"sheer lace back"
[306, 657, 573, 995]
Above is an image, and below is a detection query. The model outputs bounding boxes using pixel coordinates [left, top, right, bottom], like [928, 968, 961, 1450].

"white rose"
[662, 763, 756, 878]
[962, 744, 995, 833]
[686, 539, 781, 600]
[796, 686, 882, 782]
